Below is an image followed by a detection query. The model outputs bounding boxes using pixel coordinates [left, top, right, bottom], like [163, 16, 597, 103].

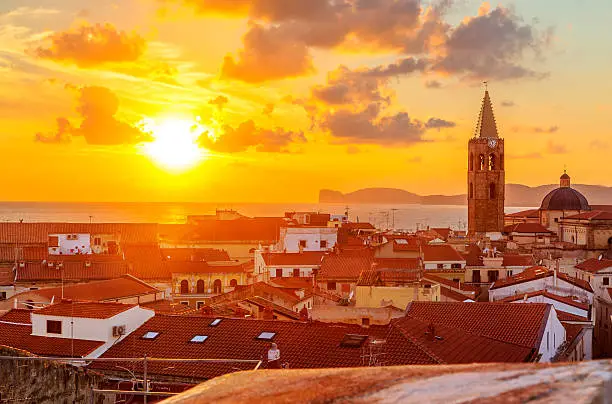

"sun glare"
[139, 117, 208, 171]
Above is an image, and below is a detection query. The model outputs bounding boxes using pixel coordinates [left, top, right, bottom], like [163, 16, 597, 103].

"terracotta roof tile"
[576, 258, 612, 274]
[422, 274, 477, 292]
[16, 261, 130, 282]
[140, 300, 198, 315]
[161, 248, 230, 262]
[502, 254, 536, 267]
[503, 223, 552, 234]
[35, 301, 137, 319]
[440, 288, 473, 302]
[556, 310, 589, 322]
[0, 246, 47, 262]
[406, 302, 550, 349]
[500, 291, 589, 311]
[243, 297, 301, 320]
[0, 309, 32, 324]
[318, 254, 373, 281]
[563, 210, 612, 221]
[430, 228, 452, 240]
[505, 209, 540, 218]
[0, 265, 14, 286]
[166, 261, 251, 275]
[422, 245, 465, 262]
[489, 266, 551, 290]
[562, 323, 587, 346]
[374, 257, 421, 270]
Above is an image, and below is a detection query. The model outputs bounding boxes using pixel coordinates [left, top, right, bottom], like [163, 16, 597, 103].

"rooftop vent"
[340, 334, 368, 348]
[256, 332, 276, 340]
[209, 318, 222, 327]
[142, 331, 159, 340]
[190, 335, 209, 343]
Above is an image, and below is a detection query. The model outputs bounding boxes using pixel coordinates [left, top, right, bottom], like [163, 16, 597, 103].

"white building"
[276, 226, 337, 253]
[48, 233, 92, 255]
[254, 250, 325, 281]
[422, 245, 466, 270]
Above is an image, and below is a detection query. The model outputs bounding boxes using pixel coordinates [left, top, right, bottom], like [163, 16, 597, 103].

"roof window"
[209, 318, 222, 327]
[256, 332, 276, 340]
[190, 335, 209, 343]
[340, 334, 368, 348]
[142, 331, 159, 340]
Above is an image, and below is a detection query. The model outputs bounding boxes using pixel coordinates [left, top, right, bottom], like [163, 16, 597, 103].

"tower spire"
[475, 83, 499, 138]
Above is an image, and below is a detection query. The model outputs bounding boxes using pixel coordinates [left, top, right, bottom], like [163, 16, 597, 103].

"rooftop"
[562, 210, 612, 221]
[502, 254, 535, 267]
[490, 266, 593, 292]
[422, 245, 465, 262]
[318, 254, 374, 281]
[575, 258, 612, 274]
[503, 223, 552, 234]
[500, 290, 589, 311]
[34, 301, 138, 319]
[261, 251, 326, 266]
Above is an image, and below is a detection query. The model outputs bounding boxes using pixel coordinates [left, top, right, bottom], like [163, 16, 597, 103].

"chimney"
[426, 323, 435, 341]
[553, 267, 558, 288]
[523, 293, 528, 302]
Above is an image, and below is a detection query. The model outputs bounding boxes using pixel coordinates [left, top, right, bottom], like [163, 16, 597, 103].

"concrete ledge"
[161, 361, 612, 404]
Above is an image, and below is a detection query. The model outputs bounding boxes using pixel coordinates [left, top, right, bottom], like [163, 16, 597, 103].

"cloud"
[511, 125, 559, 133]
[346, 145, 360, 154]
[34, 23, 146, 68]
[360, 57, 429, 78]
[407, 156, 422, 163]
[433, 5, 552, 81]
[263, 103, 275, 116]
[589, 139, 609, 149]
[501, 100, 515, 107]
[425, 117, 456, 130]
[221, 23, 315, 83]
[533, 126, 559, 134]
[199, 120, 305, 153]
[36, 86, 148, 146]
[209, 95, 229, 111]
[546, 140, 567, 154]
[425, 80, 442, 89]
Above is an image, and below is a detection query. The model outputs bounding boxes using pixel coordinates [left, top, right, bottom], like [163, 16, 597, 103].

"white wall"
[49, 233, 92, 255]
[509, 296, 588, 318]
[268, 266, 317, 278]
[424, 261, 466, 270]
[538, 308, 566, 362]
[489, 276, 594, 304]
[279, 227, 337, 252]
[31, 306, 154, 343]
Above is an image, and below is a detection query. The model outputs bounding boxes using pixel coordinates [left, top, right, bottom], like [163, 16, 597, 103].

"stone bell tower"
[467, 87, 505, 237]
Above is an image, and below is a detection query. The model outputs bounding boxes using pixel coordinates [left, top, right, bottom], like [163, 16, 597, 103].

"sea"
[0, 202, 533, 231]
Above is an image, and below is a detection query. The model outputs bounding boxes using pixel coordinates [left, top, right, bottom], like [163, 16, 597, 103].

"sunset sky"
[1, 0, 609, 203]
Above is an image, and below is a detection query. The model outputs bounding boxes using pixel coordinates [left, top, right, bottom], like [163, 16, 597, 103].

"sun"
[139, 117, 208, 171]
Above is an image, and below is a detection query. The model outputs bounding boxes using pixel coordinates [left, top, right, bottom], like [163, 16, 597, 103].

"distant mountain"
[319, 184, 612, 207]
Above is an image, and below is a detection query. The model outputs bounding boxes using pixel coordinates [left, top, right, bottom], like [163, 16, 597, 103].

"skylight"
[256, 332, 276, 340]
[190, 335, 209, 343]
[142, 331, 159, 340]
[395, 239, 408, 244]
[340, 334, 368, 348]
[209, 319, 222, 327]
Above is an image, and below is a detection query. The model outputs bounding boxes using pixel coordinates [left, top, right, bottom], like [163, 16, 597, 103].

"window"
[293, 268, 300, 277]
[46, 320, 62, 334]
[299, 240, 307, 248]
[196, 301, 205, 310]
[180, 279, 189, 294]
[489, 183, 496, 199]
[452, 278, 460, 283]
[340, 334, 368, 348]
[604, 278, 609, 286]
[469, 183, 474, 199]
[327, 281, 336, 291]
[142, 331, 159, 340]
[256, 332, 276, 340]
[93, 237, 101, 246]
[472, 270, 481, 283]
[180, 301, 189, 306]
[0, 292, 6, 301]
[469, 153, 474, 171]
[488, 270, 499, 283]
[479, 154, 485, 170]
[275, 268, 283, 278]
[451, 263, 461, 269]
[213, 279, 222, 294]
[230, 279, 238, 288]
[196, 279, 205, 294]
[190, 335, 208, 343]
[209, 318, 222, 327]
[507, 270, 513, 277]
[320, 240, 327, 249]
[362, 318, 370, 326]
[48, 236, 59, 247]
[489, 154, 496, 171]
[437, 264, 444, 269]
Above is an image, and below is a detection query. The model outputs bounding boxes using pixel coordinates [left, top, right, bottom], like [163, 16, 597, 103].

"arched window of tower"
[469, 153, 474, 171]
[469, 183, 474, 199]
[479, 154, 486, 171]
[489, 154, 496, 171]
[489, 183, 496, 199]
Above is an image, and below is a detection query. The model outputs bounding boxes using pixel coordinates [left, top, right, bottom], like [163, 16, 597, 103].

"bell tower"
[467, 86, 505, 237]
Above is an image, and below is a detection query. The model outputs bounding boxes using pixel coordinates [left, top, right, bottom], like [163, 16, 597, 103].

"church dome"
[540, 172, 590, 211]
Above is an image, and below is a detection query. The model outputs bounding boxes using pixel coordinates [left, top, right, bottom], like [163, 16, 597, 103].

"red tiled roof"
[0, 322, 104, 357]
[463, 244, 483, 267]
[392, 238, 420, 252]
[140, 300, 198, 315]
[489, 266, 551, 290]
[422, 245, 465, 262]
[342, 222, 376, 231]
[374, 257, 421, 270]
[563, 210, 612, 221]
[166, 261, 251, 275]
[506, 209, 540, 218]
[562, 323, 587, 347]
[502, 254, 536, 267]
[261, 252, 326, 266]
[160, 248, 230, 262]
[191, 217, 287, 242]
[503, 223, 552, 234]
[122, 244, 163, 262]
[406, 302, 550, 349]
[16, 261, 130, 282]
[422, 274, 477, 292]
[0, 265, 13, 286]
[557, 272, 593, 292]
[91, 316, 406, 380]
[576, 258, 612, 274]
[34, 301, 137, 319]
[0, 309, 32, 324]
[11, 275, 158, 303]
[440, 288, 473, 302]
[243, 297, 301, 320]
[430, 228, 452, 240]
[500, 291, 589, 311]
[0, 246, 47, 262]
[318, 254, 373, 281]
[556, 310, 589, 322]
[590, 205, 612, 212]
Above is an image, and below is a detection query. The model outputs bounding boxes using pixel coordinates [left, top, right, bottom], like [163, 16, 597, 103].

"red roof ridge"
[500, 290, 589, 311]
[390, 316, 446, 365]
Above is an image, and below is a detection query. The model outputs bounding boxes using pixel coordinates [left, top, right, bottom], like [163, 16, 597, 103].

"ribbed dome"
[540, 187, 591, 211]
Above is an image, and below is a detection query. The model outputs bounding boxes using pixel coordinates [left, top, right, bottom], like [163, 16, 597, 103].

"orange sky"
[0, 0, 609, 202]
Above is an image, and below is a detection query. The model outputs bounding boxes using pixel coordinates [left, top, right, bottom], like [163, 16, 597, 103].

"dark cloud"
[361, 57, 429, 78]
[34, 23, 146, 68]
[209, 95, 229, 111]
[433, 5, 552, 80]
[221, 23, 315, 83]
[511, 125, 559, 134]
[546, 140, 567, 154]
[425, 117, 456, 130]
[198, 120, 305, 153]
[534, 126, 559, 134]
[501, 100, 515, 107]
[36, 86, 148, 146]
[425, 80, 442, 89]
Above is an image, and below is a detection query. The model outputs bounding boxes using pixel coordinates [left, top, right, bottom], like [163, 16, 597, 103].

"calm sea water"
[0, 202, 533, 232]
